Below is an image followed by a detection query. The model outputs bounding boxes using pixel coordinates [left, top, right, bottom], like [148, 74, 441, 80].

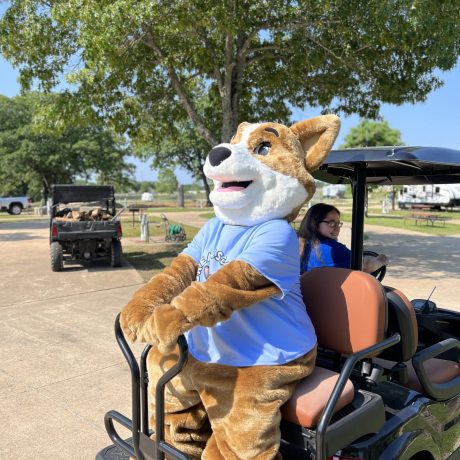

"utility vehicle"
[50, 185, 123, 271]
[97, 146, 460, 460]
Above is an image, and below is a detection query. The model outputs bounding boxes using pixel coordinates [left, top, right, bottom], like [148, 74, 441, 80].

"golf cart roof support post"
[351, 164, 366, 270]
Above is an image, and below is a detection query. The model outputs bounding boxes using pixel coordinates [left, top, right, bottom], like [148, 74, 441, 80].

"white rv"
[141, 192, 154, 201]
[398, 184, 460, 210]
[321, 184, 346, 199]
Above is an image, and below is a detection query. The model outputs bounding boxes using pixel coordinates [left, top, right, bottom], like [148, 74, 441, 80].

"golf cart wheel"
[50, 242, 64, 272]
[111, 239, 122, 268]
[8, 203, 23, 215]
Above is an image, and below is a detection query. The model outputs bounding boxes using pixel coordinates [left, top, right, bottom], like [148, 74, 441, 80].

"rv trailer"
[321, 183, 346, 199]
[398, 184, 460, 210]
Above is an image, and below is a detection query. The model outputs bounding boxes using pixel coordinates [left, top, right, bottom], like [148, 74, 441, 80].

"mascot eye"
[254, 142, 271, 156]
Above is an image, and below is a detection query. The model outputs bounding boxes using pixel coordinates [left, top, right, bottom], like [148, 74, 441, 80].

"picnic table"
[409, 204, 436, 211]
[404, 213, 452, 227]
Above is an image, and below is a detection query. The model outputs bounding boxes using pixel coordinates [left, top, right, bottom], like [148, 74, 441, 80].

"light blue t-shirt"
[182, 217, 317, 366]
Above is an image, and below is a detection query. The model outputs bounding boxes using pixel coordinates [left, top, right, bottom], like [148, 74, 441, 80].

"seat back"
[301, 267, 387, 354]
[379, 287, 418, 362]
[376, 287, 460, 400]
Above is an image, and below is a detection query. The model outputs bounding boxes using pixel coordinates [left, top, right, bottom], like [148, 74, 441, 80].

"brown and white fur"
[207, 117, 341, 226]
[120, 115, 340, 459]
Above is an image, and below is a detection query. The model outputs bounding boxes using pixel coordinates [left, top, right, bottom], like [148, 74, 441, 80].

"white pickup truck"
[0, 196, 32, 215]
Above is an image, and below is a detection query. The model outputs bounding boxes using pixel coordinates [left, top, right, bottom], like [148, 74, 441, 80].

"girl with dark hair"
[298, 203, 350, 273]
[298, 203, 389, 274]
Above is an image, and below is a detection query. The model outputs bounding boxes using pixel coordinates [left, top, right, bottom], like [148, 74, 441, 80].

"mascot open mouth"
[217, 180, 253, 192]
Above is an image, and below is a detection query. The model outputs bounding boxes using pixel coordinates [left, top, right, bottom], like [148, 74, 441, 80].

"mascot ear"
[290, 114, 341, 172]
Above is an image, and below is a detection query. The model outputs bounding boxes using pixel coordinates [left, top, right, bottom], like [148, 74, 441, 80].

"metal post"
[140, 213, 149, 242]
[351, 164, 366, 270]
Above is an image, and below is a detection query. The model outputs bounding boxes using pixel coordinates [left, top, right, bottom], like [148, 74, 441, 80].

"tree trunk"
[221, 71, 240, 142]
[42, 183, 49, 205]
[176, 184, 185, 207]
[199, 170, 212, 207]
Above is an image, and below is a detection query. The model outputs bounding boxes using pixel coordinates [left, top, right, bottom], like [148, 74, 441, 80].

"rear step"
[96, 438, 132, 460]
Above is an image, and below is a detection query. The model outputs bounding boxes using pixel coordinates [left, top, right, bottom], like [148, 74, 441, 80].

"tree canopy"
[155, 168, 179, 194]
[0, 93, 134, 200]
[340, 119, 404, 148]
[341, 118, 404, 212]
[1, 1, 460, 199]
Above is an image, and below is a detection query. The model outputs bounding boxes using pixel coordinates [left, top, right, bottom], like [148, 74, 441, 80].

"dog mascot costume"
[121, 115, 340, 459]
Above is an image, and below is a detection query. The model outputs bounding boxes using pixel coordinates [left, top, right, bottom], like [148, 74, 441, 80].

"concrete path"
[337, 224, 460, 312]
[0, 215, 458, 459]
[0, 220, 145, 459]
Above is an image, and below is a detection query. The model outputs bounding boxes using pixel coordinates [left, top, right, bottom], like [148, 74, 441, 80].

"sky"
[1, 50, 460, 184]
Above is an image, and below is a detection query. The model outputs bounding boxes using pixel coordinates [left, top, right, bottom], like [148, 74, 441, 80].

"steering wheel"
[363, 250, 387, 282]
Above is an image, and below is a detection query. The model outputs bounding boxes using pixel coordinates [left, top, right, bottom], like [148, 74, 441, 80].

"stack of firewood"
[54, 208, 112, 221]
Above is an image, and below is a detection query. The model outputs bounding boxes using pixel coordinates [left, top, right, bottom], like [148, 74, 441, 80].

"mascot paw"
[154, 304, 188, 354]
[363, 253, 389, 273]
[376, 254, 389, 266]
[120, 310, 159, 346]
[120, 309, 141, 343]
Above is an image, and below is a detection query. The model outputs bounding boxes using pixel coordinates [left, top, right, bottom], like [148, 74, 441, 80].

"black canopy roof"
[51, 185, 115, 205]
[314, 146, 460, 185]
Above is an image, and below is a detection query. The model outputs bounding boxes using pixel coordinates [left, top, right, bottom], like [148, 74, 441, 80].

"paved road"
[0, 216, 458, 459]
[338, 224, 460, 312]
[0, 220, 145, 459]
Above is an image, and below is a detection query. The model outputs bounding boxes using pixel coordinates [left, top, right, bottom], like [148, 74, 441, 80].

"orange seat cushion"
[406, 358, 460, 393]
[281, 366, 355, 428]
[374, 357, 460, 393]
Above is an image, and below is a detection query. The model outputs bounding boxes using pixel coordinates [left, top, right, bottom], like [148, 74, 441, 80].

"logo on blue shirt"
[197, 249, 228, 279]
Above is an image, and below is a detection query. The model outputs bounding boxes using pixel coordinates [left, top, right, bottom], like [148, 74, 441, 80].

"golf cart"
[97, 146, 460, 460]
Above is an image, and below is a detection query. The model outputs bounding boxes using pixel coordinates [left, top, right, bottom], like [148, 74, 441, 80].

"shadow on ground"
[365, 231, 460, 280]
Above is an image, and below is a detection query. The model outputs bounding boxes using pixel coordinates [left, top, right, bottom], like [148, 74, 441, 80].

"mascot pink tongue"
[220, 186, 242, 192]
[120, 115, 340, 460]
[217, 184, 248, 192]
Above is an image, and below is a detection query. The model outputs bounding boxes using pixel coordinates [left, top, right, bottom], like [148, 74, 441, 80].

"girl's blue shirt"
[301, 238, 351, 273]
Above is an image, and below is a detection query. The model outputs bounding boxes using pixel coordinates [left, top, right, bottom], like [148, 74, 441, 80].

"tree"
[2, 1, 460, 203]
[340, 119, 404, 148]
[155, 168, 179, 195]
[0, 93, 135, 201]
[134, 114, 214, 204]
[341, 119, 404, 212]
[138, 181, 156, 194]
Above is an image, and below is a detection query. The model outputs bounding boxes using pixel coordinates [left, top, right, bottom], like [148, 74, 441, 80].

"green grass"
[339, 212, 460, 236]
[121, 216, 200, 240]
[0, 211, 46, 223]
[390, 209, 460, 218]
[121, 216, 200, 281]
[139, 206, 211, 213]
[199, 212, 215, 219]
[123, 242, 188, 282]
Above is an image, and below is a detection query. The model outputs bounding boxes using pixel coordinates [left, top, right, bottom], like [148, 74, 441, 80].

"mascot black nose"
[208, 146, 232, 167]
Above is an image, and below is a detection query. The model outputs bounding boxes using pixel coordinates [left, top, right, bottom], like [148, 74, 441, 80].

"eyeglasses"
[320, 220, 343, 229]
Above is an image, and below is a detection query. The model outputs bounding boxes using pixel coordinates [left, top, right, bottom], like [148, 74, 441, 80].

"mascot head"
[204, 115, 340, 226]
